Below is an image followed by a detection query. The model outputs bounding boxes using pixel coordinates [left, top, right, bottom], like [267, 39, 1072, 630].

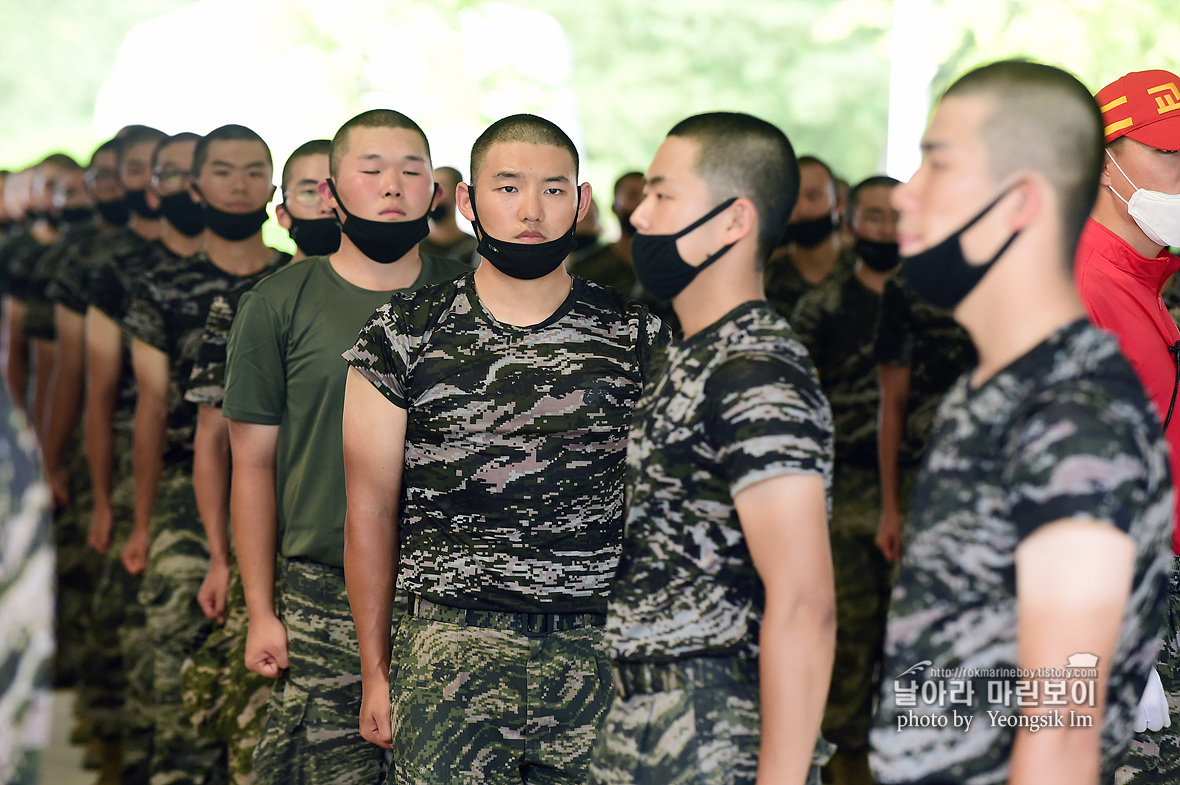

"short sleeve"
[1003, 396, 1150, 539]
[705, 354, 834, 497]
[46, 243, 89, 314]
[222, 290, 286, 425]
[790, 289, 825, 360]
[342, 301, 411, 409]
[874, 276, 913, 368]
[122, 276, 168, 351]
[635, 305, 672, 387]
[185, 294, 235, 408]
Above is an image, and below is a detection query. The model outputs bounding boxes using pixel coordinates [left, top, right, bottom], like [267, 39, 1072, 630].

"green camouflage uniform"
[0, 387, 53, 785]
[764, 244, 855, 321]
[224, 254, 470, 785]
[345, 274, 668, 784]
[870, 320, 1173, 785]
[592, 301, 835, 785]
[123, 246, 289, 785]
[81, 228, 160, 784]
[181, 282, 277, 785]
[792, 266, 891, 780]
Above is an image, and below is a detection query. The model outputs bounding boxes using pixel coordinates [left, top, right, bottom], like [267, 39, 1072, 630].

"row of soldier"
[0, 115, 960, 785]
[1, 59, 1177, 785]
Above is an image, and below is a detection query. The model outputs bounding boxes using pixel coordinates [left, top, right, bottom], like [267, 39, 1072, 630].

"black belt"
[407, 593, 605, 638]
[611, 655, 756, 700]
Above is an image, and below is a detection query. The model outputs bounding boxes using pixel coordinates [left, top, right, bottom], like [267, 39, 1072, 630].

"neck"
[30, 219, 57, 245]
[329, 236, 423, 292]
[428, 218, 466, 245]
[291, 248, 308, 263]
[853, 261, 889, 294]
[673, 250, 764, 338]
[159, 222, 204, 258]
[1091, 190, 1165, 258]
[203, 231, 272, 275]
[788, 234, 840, 283]
[128, 215, 162, 241]
[958, 250, 1084, 386]
[609, 234, 633, 264]
[473, 261, 573, 327]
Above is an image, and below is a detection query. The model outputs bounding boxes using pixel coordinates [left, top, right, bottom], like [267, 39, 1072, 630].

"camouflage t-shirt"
[86, 230, 159, 432]
[345, 273, 669, 614]
[124, 249, 289, 466]
[24, 222, 101, 340]
[870, 319, 1172, 785]
[873, 273, 978, 467]
[0, 386, 53, 785]
[185, 290, 254, 409]
[605, 301, 834, 662]
[46, 224, 132, 316]
[764, 244, 855, 321]
[792, 264, 881, 470]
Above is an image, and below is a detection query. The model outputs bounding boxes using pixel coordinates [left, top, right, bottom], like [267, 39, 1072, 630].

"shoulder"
[419, 253, 476, 284]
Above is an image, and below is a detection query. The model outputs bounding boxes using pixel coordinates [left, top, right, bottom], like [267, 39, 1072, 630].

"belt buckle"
[520, 611, 551, 638]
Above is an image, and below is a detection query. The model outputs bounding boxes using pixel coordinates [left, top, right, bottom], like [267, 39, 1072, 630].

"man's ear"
[275, 203, 292, 231]
[1098, 151, 1114, 189]
[430, 182, 442, 212]
[723, 197, 757, 245]
[576, 182, 593, 223]
[146, 187, 162, 212]
[318, 179, 338, 210]
[185, 179, 202, 205]
[456, 181, 476, 223]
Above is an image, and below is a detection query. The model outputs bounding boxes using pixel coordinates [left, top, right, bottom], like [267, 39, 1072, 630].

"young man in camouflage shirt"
[343, 114, 668, 784]
[181, 139, 336, 785]
[123, 124, 290, 785]
[791, 174, 900, 785]
[869, 60, 1172, 785]
[588, 112, 835, 785]
[224, 110, 469, 785]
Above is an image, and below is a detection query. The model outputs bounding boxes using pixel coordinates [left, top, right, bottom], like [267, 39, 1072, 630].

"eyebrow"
[488, 171, 571, 184]
[645, 175, 667, 188]
[356, 153, 427, 164]
[210, 159, 269, 170]
[919, 140, 947, 154]
[293, 178, 321, 188]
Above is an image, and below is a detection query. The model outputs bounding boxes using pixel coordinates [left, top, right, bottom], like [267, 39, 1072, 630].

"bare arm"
[123, 337, 169, 576]
[735, 473, 836, 785]
[343, 367, 406, 750]
[43, 306, 86, 509]
[84, 306, 123, 554]
[1008, 518, 1134, 785]
[875, 363, 911, 562]
[229, 419, 286, 678]
[4, 297, 29, 410]
[30, 337, 56, 449]
[194, 404, 232, 624]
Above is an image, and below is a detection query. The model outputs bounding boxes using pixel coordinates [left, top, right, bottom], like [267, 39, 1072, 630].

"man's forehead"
[925, 94, 991, 150]
[346, 127, 428, 160]
[484, 140, 575, 178]
[647, 136, 702, 184]
[206, 138, 271, 166]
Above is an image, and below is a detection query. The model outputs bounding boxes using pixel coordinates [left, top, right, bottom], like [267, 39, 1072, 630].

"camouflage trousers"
[141, 467, 225, 785]
[387, 598, 613, 785]
[824, 467, 891, 785]
[1117, 555, 1180, 784]
[52, 435, 100, 687]
[183, 561, 273, 785]
[253, 559, 385, 785]
[589, 657, 832, 785]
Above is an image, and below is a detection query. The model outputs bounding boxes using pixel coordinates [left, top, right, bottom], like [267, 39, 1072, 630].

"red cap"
[1096, 70, 1180, 148]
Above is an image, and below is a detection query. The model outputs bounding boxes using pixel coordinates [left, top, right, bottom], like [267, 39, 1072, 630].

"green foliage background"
[3, 0, 1179, 203]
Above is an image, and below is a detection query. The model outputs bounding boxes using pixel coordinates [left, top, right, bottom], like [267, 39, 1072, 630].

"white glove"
[1133, 666, 1171, 733]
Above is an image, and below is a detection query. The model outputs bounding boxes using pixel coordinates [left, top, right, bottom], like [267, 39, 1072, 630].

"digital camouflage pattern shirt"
[605, 301, 833, 663]
[0, 386, 53, 785]
[345, 273, 669, 614]
[873, 273, 977, 467]
[870, 320, 1172, 785]
[792, 264, 882, 471]
[123, 248, 288, 466]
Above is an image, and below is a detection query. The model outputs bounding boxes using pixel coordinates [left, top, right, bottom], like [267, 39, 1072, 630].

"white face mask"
[1107, 149, 1180, 248]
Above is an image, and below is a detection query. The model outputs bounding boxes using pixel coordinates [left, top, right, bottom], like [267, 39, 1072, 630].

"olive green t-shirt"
[222, 254, 468, 567]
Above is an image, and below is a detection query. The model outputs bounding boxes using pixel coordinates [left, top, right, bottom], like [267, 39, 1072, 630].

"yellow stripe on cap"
[1100, 95, 1129, 113]
[1105, 118, 1134, 137]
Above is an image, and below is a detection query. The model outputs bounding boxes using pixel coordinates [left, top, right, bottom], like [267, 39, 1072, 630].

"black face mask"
[202, 203, 267, 241]
[95, 198, 130, 226]
[899, 186, 1021, 311]
[631, 197, 738, 301]
[468, 188, 579, 280]
[125, 189, 161, 219]
[159, 192, 206, 237]
[782, 213, 834, 248]
[855, 238, 900, 272]
[430, 204, 449, 223]
[59, 206, 95, 227]
[327, 179, 429, 265]
[287, 216, 341, 257]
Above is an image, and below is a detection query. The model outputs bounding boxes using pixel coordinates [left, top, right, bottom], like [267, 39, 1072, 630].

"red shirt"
[1075, 218, 1180, 552]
